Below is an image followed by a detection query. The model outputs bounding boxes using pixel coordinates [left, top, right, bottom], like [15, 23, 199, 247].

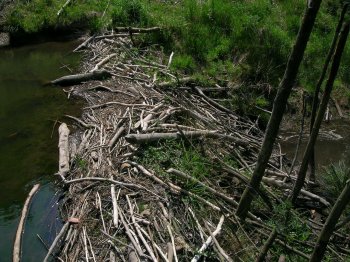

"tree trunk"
[235, 0, 322, 220]
[309, 179, 350, 262]
[290, 22, 350, 204]
[308, 3, 348, 183]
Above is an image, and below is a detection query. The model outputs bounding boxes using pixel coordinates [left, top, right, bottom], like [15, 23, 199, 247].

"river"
[0, 41, 80, 261]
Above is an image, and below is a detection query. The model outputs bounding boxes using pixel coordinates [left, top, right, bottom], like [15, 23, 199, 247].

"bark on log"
[58, 123, 70, 177]
[13, 184, 40, 262]
[236, 0, 322, 220]
[51, 70, 111, 86]
[310, 179, 350, 262]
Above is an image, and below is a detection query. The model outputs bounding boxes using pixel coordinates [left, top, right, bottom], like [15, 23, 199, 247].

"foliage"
[320, 161, 350, 203]
[138, 139, 213, 196]
[5, 0, 350, 93]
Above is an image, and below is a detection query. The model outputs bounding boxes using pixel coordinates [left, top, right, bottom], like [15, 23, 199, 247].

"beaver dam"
[13, 28, 350, 261]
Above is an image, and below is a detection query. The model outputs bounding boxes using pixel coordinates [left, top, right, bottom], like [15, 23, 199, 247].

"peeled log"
[50, 70, 111, 86]
[59, 123, 70, 176]
[13, 184, 40, 262]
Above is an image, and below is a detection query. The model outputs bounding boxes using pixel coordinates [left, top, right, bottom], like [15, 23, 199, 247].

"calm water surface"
[281, 119, 350, 170]
[0, 41, 80, 261]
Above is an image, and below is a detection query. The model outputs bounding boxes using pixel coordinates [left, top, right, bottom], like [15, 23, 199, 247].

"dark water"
[0, 41, 80, 261]
[280, 119, 350, 170]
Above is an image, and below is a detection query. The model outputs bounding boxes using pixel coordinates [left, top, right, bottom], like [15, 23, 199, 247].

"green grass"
[5, 0, 350, 102]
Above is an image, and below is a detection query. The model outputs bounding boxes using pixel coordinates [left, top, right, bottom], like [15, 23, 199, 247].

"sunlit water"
[0, 41, 80, 261]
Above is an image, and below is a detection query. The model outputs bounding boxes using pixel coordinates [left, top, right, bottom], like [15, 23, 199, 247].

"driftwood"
[51, 70, 111, 86]
[13, 184, 40, 262]
[58, 123, 70, 177]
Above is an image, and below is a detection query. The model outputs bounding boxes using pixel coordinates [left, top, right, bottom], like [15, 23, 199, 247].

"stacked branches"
[51, 31, 350, 261]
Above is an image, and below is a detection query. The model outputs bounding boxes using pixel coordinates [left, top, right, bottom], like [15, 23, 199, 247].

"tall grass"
[5, 0, 350, 94]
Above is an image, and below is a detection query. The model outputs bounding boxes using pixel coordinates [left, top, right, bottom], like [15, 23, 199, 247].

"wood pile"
[46, 29, 349, 261]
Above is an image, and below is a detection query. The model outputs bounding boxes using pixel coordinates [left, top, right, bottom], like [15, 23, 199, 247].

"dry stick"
[118, 206, 145, 258]
[85, 228, 97, 262]
[191, 216, 225, 262]
[82, 226, 90, 262]
[111, 184, 119, 228]
[137, 226, 169, 262]
[57, 0, 71, 16]
[114, 26, 161, 33]
[43, 222, 70, 262]
[85, 101, 154, 110]
[96, 192, 107, 232]
[87, 85, 135, 97]
[167, 224, 178, 262]
[91, 53, 117, 72]
[126, 196, 157, 262]
[291, 22, 350, 204]
[65, 115, 99, 130]
[204, 221, 233, 262]
[13, 184, 40, 262]
[108, 126, 125, 148]
[308, 3, 348, 182]
[74, 35, 95, 52]
[128, 161, 220, 211]
[58, 123, 70, 177]
[310, 179, 350, 262]
[194, 86, 236, 116]
[236, 0, 322, 220]
[188, 207, 206, 244]
[255, 228, 277, 262]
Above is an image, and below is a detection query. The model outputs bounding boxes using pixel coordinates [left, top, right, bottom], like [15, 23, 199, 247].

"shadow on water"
[0, 41, 81, 261]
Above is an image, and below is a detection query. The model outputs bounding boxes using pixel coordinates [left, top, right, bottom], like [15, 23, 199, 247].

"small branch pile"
[50, 30, 349, 261]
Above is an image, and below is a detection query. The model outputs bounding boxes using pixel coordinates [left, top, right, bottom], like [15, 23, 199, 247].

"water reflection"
[0, 41, 80, 261]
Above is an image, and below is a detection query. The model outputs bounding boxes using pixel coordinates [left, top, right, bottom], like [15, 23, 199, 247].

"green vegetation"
[321, 161, 350, 204]
[4, 0, 350, 94]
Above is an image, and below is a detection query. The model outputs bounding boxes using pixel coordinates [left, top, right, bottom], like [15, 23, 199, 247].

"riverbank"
[42, 30, 350, 261]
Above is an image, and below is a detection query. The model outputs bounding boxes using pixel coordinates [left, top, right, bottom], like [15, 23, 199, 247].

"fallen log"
[50, 70, 111, 86]
[58, 123, 70, 177]
[13, 184, 40, 262]
[125, 131, 249, 146]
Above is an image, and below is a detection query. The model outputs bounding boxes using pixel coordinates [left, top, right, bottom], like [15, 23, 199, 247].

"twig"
[191, 216, 225, 262]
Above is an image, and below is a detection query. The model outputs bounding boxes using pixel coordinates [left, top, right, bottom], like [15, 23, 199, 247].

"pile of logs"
[44, 29, 350, 261]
